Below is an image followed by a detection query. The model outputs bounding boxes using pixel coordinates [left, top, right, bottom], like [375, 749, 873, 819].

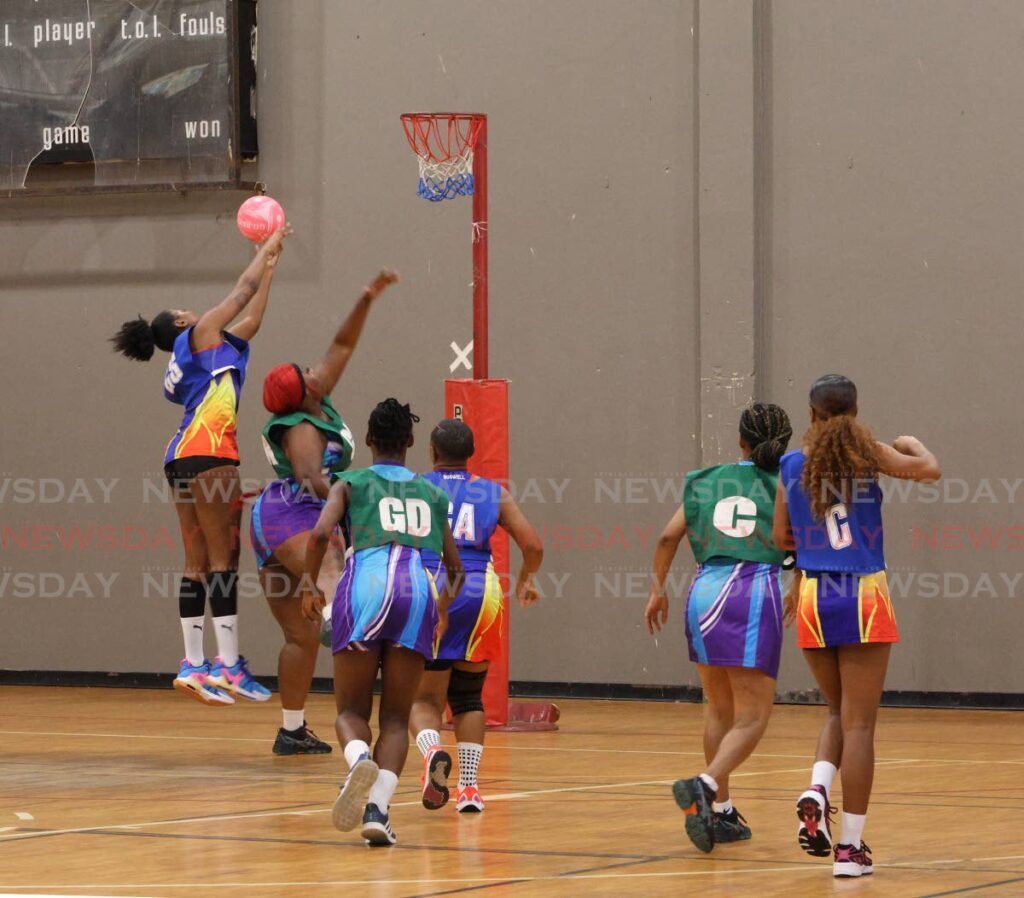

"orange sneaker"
[421, 747, 452, 810]
[455, 785, 485, 813]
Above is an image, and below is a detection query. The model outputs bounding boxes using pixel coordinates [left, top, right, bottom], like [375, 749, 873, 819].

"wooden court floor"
[0, 687, 1022, 897]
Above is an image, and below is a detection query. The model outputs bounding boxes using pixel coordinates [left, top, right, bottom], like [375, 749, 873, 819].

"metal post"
[471, 115, 488, 380]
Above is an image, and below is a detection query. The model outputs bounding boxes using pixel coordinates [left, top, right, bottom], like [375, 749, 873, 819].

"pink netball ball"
[237, 195, 286, 242]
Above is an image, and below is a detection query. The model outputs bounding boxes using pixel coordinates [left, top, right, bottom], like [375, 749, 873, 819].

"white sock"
[812, 761, 838, 796]
[180, 616, 205, 666]
[458, 742, 484, 789]
[212, 615, 239, 666]
[842, 811, 866, 846]
[699, 772, 719, 795]
[369, 769, 399, 812]
[343, 739, 371, 769]
[712, 799, 733, 814]
[282, 709, 305, 732]
[416, 729, 441, 757]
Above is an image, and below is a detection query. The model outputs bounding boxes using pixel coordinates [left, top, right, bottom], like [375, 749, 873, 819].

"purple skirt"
[332, 544, 438, 659]
[684, 560, 783, 679]
[250, 479, 323, 568]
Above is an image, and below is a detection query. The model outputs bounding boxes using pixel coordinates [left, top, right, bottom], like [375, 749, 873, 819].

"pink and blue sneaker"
[172, 659, 234, 706]
[206, 655, 272, 702]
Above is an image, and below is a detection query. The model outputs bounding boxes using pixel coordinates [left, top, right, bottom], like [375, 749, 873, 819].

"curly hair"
[739, 402, 793, 471]
[801, 375, 879, 519]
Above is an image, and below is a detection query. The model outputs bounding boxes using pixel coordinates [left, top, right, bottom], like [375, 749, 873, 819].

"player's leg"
[703, 666, 775, 843]
[797, 646, 842, 856]
[831, 642, 890, 877]
[361, 643, 426, 845]
[450, 660, 489, 812]
[170, 489, 230, 705]
[193, 466, 270, 701]
[696, 664, 734, 800]
[409, 664, 454, 810]
[330, 646, 381, 832]
[261, 543, 330, 754]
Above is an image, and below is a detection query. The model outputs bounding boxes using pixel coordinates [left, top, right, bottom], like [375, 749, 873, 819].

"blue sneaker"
[361, 802, 397, 846]
[206, 655, 272, 702]
[172, 659, 234, 706]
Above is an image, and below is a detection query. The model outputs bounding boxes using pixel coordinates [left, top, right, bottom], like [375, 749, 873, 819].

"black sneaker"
[272, 724, 333, 755]
[672, 776, 716, 853]
[361, 802, 397, 846]
[713, 808, 752, 842]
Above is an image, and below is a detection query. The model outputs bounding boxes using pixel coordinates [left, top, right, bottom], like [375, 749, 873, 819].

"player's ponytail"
[801, 374, 879, 520]
[110, 310, 180, 361]
[739, 403, 793, 471]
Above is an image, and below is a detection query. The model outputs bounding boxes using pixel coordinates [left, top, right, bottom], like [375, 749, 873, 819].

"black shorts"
[424, 658, 456, 672]
[164, 456, 239, 490]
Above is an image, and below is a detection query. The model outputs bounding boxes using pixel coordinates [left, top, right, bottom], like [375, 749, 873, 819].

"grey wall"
[1, 0, 1021, 696]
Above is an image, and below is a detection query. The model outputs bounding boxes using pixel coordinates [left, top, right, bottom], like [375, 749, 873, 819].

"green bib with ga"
[683, 462, 784, 565]
[336, 466, 449, 554]
[261, 395, 354, 480]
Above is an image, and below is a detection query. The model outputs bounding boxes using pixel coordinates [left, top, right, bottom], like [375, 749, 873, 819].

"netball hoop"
[401, 113, 558, 732]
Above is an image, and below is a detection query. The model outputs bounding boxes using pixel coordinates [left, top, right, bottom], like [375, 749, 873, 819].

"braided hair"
[739, 402, 793, 471]
[367, 398, 420, 456]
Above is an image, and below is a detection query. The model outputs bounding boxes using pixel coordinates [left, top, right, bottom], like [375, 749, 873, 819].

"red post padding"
[445, 379, 510, 726]
[443, 379, 559, 732]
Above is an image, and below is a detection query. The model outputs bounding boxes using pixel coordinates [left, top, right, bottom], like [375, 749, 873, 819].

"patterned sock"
[369, 770, 399, 813]
[458, 742, 484, 789]
[416, 729, 441, 757]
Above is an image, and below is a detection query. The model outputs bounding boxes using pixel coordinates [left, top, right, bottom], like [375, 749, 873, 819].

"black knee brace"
[207, 570, 238, 618]
[447, 667, 487, 717]
[178, 576, 206, 618]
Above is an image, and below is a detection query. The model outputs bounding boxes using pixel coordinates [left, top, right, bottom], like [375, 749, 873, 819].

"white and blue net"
[416, 152, 475, 202]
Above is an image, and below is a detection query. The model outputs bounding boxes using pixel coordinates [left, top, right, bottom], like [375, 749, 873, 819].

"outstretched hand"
[365, 269, 399, 301]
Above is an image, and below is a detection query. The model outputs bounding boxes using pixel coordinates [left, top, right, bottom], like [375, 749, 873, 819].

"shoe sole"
[833, 863, 872, 877]
[361, 820, 396, 846]
[672, 779, 714, 854]
[173, 679, 233, 706]
[332, 759, 379, 832]
[456, 802, 484, 813]
[422, 750, 452, 810]
[797, 796, 832, 857]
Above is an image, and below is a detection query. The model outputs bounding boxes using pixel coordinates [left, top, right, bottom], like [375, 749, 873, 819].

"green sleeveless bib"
[261, 395, 354, 480]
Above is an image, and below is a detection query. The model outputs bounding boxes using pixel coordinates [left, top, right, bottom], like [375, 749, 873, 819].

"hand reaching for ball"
[365, 269, 399, 301]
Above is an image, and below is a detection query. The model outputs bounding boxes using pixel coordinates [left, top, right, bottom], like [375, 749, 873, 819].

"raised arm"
[875, 436, 941, 483]
[497, 487, 544, 607]
[281, 422, 332, 500]
[227, 240, 284, 341]
[301, 479, 348, 622]
[193, 225, 292, 348]
[772, 479, 796, 552]
[644, 505, 687, 634]
[310, 269, 399, 395]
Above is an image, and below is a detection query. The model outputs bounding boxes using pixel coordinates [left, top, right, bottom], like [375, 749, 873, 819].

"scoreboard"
[0, 0, 258, 193]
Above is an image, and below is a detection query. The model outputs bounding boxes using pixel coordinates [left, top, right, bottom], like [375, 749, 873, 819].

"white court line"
[0, 764, 830, 844]
[14, 813, 34, 821]
[1, 730, 1021, 765]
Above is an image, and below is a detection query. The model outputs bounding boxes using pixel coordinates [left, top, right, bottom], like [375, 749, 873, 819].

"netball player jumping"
[251, 269, 399, 754]
[409, 419, 544, 813]
[645, 404, 793, 853]
[110, 225, 291, 705]
[302, 399, 464, 846]
[773, 374, 940, 878]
